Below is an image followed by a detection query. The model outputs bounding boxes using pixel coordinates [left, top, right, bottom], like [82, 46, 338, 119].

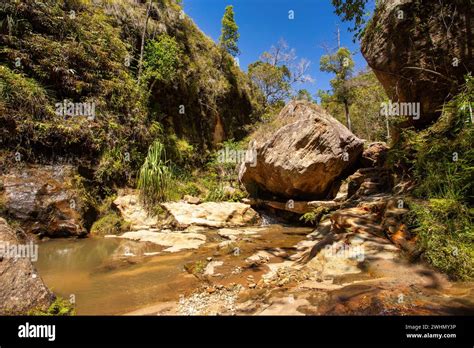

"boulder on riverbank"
[1, 165, 88, 237]
[0, 218, 54, 314]
[239, 101, 364, 200]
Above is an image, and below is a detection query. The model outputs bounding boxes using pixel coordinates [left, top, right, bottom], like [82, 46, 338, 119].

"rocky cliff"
[0, 0, 262, 167]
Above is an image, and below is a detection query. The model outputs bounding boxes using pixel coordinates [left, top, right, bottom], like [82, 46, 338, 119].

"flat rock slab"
[217, 227, 262, 240]
[117, 230, 206, 253]
[161, 202, 260, 229]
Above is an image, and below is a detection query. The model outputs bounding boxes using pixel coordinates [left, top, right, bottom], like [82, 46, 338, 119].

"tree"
[219, 5, 239, 57]
[137, 0, 153, 82]
[331, 0, 370, 40]
[320, 47, 355, 131]
[319, 70, 388, 141]
[249, 39, 313, 106]
[248, 61, 291, 105]
[143, 34, 182, 92]
[295, 89, 314, 102]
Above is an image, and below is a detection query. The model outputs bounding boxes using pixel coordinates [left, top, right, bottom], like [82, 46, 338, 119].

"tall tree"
[320, 47, 355, 131]
[137, 0, 153, 82]
[219, 5, 240, 57]
[249, 39, 313, 106]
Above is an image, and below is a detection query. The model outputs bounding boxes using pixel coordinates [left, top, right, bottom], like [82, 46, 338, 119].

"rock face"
[1, 165, 87, 237]
[361, 142, 388, 168]
[361, 0, 473, 128]
[0, 218, 54, 314]
[239, 101, 364, 200]
[161, 202, 260, 229]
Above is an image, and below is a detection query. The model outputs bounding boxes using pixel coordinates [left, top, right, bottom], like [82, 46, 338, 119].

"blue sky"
[182, 0, 372, 98]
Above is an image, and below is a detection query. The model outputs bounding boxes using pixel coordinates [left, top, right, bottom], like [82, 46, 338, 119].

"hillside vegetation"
[0, 0, 263, 186]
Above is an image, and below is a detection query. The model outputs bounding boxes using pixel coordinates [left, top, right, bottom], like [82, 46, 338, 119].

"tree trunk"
[137, 0, 152, 83]
[344, 99, 351, 132]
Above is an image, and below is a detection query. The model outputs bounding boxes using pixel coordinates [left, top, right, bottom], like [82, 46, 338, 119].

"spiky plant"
[137, 140, 172, 207]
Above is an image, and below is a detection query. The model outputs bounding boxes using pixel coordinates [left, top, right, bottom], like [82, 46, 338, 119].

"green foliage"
[389, 75, 473, 202]
[90, 212, 130, 236]
[331, 0, 371, 40]
[320, 47, 354, 102]
[138, 140, 173, 206]
[300, 207, 332, 225]
[29, 297, 75, 316]
[219, 5, 240, 57]
[0, 65, 53, 120]
[248, 61, 291, 105]
[320, 47, 356, 130]
[95, 147, 132, 190]
[319, 70, 388, 141]
[143, 34, 182, 85]
[407, 199, 473, 280]
[389, 75, 474, 280]
[295, 89, 314, 102]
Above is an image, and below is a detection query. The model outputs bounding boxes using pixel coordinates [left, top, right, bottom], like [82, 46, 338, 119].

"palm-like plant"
[137, 140, 172, 206]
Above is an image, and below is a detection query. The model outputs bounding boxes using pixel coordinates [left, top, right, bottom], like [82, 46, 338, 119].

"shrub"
[407, 199, 473, 280]
[90, 212, 130, 236]
[29, 297, 75, 316]
[137, 140, 173, 207]
[389, 74, 473, 280]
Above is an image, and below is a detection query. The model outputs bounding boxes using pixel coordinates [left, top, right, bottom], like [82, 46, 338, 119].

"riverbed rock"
[245, 250, 272, 267]
[0, 218, 54, 314]
[113, 193, 159, 231]
[361, 0, 473, 128]
[347, 168, 392, 199]
[361, 142, 388, 168]
[117, 230, 206, 252]
[161, 202, 259, 229]
[1, 165, 87, 237]
[239, 101, 364, 200]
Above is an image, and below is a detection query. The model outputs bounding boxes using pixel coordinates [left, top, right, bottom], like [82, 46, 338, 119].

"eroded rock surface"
[1, 165, 87, 237]
[361, 0, 473, 127]
[239, 100, 364, 200]
[0, 218, 54, 314]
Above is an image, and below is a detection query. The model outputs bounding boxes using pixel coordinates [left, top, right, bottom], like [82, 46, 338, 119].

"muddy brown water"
[35, 225, 312, 315]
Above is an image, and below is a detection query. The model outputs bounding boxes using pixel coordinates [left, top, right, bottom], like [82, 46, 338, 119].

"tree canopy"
[219, 5, 240, 57]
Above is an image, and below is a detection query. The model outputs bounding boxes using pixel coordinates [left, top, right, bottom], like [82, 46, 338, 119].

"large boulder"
[1, 165, 88, 237]
[0, 218, 54, 314]
[239, 101, 364, 200]
[361, 0, 473, 128]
